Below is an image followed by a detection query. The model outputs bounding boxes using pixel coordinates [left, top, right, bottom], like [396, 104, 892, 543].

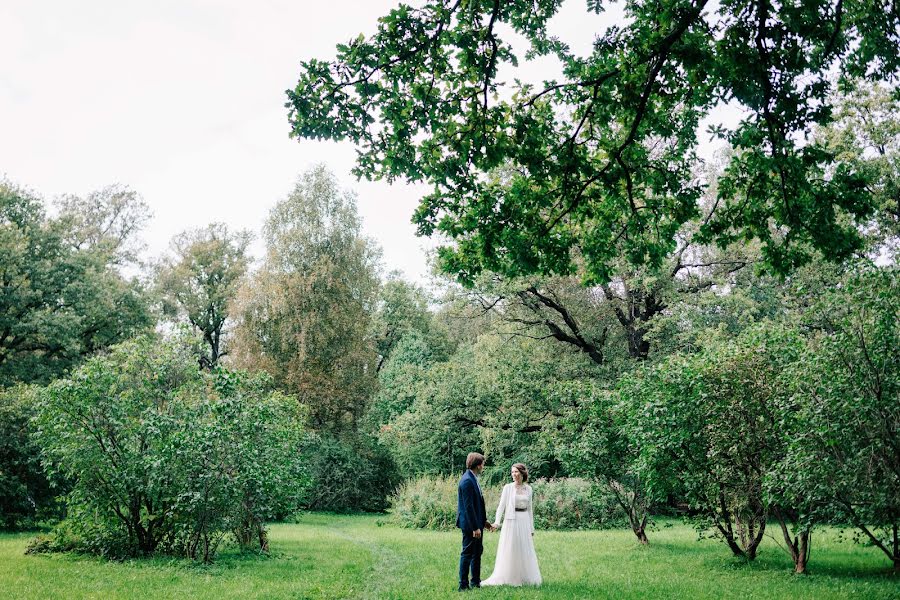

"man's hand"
[488, 523, 497, 532]
[473, 529, 482, 539]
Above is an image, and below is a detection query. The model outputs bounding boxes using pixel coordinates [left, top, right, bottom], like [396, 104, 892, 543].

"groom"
[456, 452, 494, 591]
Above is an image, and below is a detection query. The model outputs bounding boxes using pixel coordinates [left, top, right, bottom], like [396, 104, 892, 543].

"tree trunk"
[713, 495, 765, 560]
[772, 507, 811, 574]
[893, 523, 899, 574]
[795, 531, 811, 574]
[631, 514, 649, 545]
[258, 524, 270, 553]
[609, 480, 650, 544]
[626, 327, 650, 360]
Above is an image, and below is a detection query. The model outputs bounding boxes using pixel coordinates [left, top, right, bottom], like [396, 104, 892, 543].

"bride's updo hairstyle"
[512, 463, 529, 483]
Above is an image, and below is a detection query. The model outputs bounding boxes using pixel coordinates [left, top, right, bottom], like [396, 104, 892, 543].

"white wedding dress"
[483, 483, 542, 586]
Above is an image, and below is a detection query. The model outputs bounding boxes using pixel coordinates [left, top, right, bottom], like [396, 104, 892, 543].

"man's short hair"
[466, 452, 485, 470]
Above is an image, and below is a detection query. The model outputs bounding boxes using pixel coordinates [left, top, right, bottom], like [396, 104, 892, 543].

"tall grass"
[389, 476, 626, 530]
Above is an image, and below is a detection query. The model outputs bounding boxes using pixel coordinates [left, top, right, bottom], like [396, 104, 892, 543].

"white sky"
[1, 1, 733, 284]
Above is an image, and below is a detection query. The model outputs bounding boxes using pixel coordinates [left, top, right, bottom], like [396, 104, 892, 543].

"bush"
[389, 476, 500, 530]
[389, 475, 625, 530]
[0, 385, 65, 529]
[33, 334, 310, 561]
[302, 435, 401, 513]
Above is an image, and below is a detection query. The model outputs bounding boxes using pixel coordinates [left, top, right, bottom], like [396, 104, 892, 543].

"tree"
[371, 274, 450, 371]
[816, 81, 900, 259]
[555, 380, 651, 544]
[231, 166, 381, 431]
[286, 0, 895, 284]
[781, 265, 900, 572]
[156, 223, 252, 368]
[625, 324, 806, 563]
[0, 179, 153, 386]
[457, 274, 615, 366]
[380, 344, 483, 475]
[379, 330, 596, 479]
[54, 184, 151, 266]
[0, 385, 63, 529]
[435, 163, 761, 364]
[369, 329, 451, 428]
[34, 335, 308, 561]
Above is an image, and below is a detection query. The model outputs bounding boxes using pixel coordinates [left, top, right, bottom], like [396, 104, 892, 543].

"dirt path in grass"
[322, 518, 407, 600]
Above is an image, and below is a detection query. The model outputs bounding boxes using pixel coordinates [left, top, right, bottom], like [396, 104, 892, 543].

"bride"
[483, 463, 542, 587]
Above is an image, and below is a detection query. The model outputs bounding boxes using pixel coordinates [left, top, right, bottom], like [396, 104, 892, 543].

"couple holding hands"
[455, 452, 542, 591]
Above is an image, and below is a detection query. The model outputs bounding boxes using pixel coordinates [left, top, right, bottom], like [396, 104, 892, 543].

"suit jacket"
[456, 469, 487, 534]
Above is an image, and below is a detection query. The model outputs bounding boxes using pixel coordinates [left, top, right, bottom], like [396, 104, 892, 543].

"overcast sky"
[1, 1, 732, 284]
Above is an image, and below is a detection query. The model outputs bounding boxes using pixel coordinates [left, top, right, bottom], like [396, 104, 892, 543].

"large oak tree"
[286, 0, 897, 284]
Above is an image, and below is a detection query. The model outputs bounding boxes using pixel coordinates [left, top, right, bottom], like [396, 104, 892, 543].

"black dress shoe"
[457, 586, 470, 592]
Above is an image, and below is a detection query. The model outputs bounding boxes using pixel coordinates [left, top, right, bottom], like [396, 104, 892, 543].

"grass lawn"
[1, 514, 897, 599]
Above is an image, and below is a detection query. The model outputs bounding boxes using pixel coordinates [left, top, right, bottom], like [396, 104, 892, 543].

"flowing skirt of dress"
[482, 517, 542, 586]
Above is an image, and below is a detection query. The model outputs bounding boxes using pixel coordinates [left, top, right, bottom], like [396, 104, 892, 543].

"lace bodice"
[514, 490, 530, 511]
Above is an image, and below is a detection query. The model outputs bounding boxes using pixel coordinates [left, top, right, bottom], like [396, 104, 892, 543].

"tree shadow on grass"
[699, 549, 897, 581]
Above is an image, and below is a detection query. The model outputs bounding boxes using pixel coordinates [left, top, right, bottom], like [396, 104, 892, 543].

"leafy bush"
[624, 323, 810, 566]
[33, 334, 309, 561]
[389, 476, 624, 530]
[301, 435, 400, 513]
[778, 266, 900, 572]
[0, 385, 65, 529]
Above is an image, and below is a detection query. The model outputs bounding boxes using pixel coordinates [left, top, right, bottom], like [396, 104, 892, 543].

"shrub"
[389, 475, 624, 530]
[389, 476, 500, 530]
[301, 435, 400, 513]
[33, 334, 309, 561]
[0, 385, 65, 529]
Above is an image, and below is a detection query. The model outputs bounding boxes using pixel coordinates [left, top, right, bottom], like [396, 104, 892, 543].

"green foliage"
[389, 475, 491, 530]
[554, 379, 651, 542]
[54, 184, 152, 266]
[368, 329, 450, 428]
[155, 223, 252, 368]
[300, 435, 400, 513]
[371, 275, 452, 370]
[530, 477, 627, 531]
[286, 1, 896, 283]
[33, 335, 309, 561]
[379, 334, 595, 479]
[0, 386, 64, 529]
[816, 81, 900, 259]
[780, 266, 900, 570]
[379, 347, 482, 476]
[623, 323, 805, 560]
[0, 179, 154, 387]
[231, 165, 381, 432]
[389, 475, 625, 531]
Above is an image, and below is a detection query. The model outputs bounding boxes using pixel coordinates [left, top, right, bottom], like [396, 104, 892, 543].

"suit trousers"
[459, 530, 484, 588]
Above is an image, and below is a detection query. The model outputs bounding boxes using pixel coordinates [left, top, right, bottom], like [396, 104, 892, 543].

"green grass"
[1, 515, 897, 599]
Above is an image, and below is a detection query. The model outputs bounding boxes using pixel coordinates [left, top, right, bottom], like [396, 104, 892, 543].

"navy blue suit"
[456, 469, 488, 589]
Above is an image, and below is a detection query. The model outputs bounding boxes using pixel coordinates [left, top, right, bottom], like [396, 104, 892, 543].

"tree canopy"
[156, 223, 252, 368]
[287, 0, 898, 284]
[231, 166, 382, 432]
[0, 180, 153, 386]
